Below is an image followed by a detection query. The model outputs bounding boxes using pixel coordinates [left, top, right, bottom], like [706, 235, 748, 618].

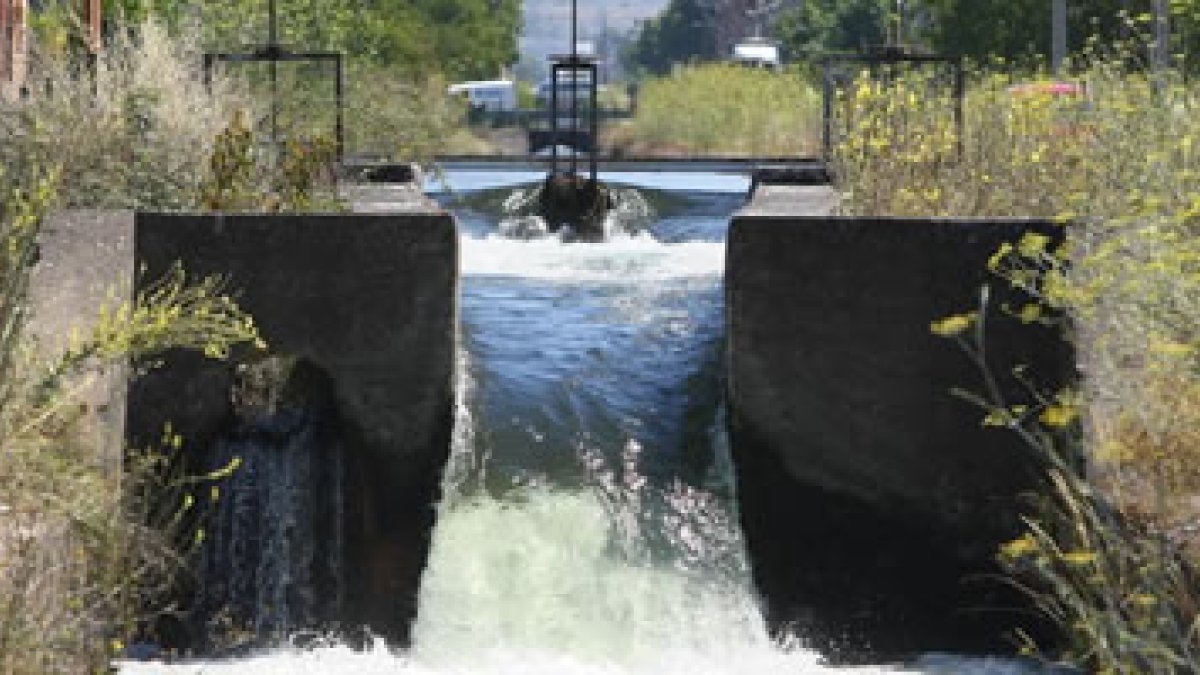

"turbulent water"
[119, 173, 1040, 675]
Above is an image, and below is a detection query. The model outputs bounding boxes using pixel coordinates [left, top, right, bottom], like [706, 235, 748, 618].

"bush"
[0, 17, 247, 211]
[608, 64, 821, 156]
[834, 47, 1200, 671]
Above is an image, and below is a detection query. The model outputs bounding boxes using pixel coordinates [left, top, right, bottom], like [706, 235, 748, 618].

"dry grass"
[0, 18, 248, 211]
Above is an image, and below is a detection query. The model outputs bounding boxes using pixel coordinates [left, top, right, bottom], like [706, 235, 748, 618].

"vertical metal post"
[589, 62, 597, 182]
[953, 59, 965, 159]
[550, 63, 559, 175]
[268, 0, 279, 148]
[203, 53, 213, 89]
[821, 64, 834, 160]
[85, 0, 101, 55]
[1, 0, 11, 87]
[335, 54, 344, 162]
[1051, 0, 1067, 75]
[570, 0, 578, 176]
[1152, 0, 1170, 72]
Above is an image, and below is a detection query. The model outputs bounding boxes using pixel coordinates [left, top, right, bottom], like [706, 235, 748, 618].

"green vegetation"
[831, 43, 1200, 671]
[630, 1, 1200, 72]
[608, 64, 820, 157]
[90, 0, 520, 81]
[0, 167, 262, 672]
[625, 0, 718, 76]
[23, 0, 512, 166]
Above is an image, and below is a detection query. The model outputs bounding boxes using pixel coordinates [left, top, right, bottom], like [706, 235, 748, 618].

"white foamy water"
[462, 235, 725, 282]
[118, 179, 1045, 675]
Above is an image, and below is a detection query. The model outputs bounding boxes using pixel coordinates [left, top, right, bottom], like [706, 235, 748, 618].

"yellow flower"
[1061, 550, 1097, 567]
[988, 242, 1014, 271]
[930, 312, 977, 337]
[1039, 403, 1078, 428]
[1000, 534, 1038, 560]
[1128, 594, 1158, 608]
[1149, 341, 1195, 357]
[1018, 232, 1051, 258]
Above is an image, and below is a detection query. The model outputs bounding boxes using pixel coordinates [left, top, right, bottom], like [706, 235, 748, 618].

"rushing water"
[119, 172, 1043, 675]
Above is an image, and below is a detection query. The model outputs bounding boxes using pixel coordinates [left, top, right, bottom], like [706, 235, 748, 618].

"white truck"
[731, 37, 781, 70]
[447, 80, 519, 112]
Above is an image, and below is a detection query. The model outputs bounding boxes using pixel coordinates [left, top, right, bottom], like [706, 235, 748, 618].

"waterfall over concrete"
[118, 175, 1044, 675]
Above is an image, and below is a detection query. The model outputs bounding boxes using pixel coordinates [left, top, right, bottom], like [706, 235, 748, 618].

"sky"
[519, 0, 671, 80]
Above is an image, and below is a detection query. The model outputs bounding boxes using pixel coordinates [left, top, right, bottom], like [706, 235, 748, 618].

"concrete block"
[28, 210, 135, 467]
[129, 211, 458, 646]
[726, 212, 1071, 659]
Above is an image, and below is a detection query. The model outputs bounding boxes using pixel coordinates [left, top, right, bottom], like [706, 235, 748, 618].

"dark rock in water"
[537, 173, 612, 241]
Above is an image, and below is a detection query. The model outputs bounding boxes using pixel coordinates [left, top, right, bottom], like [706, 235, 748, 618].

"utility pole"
[1, 0, 29, 100]
[1152, 0, 1170, 71]
[84, 0, 101, 54]
[1051, 0, 1067, 74]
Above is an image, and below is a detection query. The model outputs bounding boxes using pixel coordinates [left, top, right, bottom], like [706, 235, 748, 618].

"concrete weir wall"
[128, 211, 458, 645]
[726, 195, 1072, 659]
[28, 210, 135, 464]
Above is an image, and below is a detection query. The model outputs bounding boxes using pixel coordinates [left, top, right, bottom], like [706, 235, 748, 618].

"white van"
[447, 80, 518, 112]
[731, 38, 781, 70]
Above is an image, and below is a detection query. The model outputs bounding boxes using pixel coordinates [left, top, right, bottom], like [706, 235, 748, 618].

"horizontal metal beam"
[347, 155, 826, 176]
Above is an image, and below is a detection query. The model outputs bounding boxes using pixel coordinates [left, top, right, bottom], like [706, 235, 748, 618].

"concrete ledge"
[726, 213, 1071, 659]
[28, 210, 135, 467]
[128, 211, 459, 646]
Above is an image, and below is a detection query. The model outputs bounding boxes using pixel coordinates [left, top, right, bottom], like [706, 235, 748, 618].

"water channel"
[119, 171, 1040, 674]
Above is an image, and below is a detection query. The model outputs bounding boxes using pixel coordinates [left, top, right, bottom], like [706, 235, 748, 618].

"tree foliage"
[632, 0, 1200, 73]
[624, 0, 719, 76]
[773, 0, 892, 56]
[97, 0, 520, 81]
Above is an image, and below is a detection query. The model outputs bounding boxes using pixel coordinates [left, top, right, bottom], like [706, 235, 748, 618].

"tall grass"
[832, 47, 1200, 671]
[608, 64, 821, 157]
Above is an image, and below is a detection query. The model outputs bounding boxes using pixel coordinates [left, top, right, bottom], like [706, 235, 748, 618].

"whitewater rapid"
[117, 178, 1042, 675]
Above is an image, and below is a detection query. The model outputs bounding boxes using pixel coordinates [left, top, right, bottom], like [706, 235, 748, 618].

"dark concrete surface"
[726, 207, 1072, 660]
[128, 211, 458, 646]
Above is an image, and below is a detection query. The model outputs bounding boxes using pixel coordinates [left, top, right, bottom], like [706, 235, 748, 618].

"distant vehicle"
[731, 37, 781, 70]
[1007, 81, 1093, 140]
[1007, 81, 1086, 98]
[447, 80, 518, 112]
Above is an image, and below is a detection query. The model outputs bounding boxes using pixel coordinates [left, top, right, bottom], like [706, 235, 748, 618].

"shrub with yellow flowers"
[835, 41, 1200, 672]
[0, 167, 264, 672]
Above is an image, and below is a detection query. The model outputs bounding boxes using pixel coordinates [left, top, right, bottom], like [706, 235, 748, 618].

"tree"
[95, 0, 520, 81]
[773, 0, 892, 56]
[624, 0, 719, 75]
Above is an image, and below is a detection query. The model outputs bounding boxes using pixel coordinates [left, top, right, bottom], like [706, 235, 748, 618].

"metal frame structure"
[203, 0, 345, 160]
[547, 54, 598, 182]
[820, 47, 965, 162]
[546, 0, 599, 183]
